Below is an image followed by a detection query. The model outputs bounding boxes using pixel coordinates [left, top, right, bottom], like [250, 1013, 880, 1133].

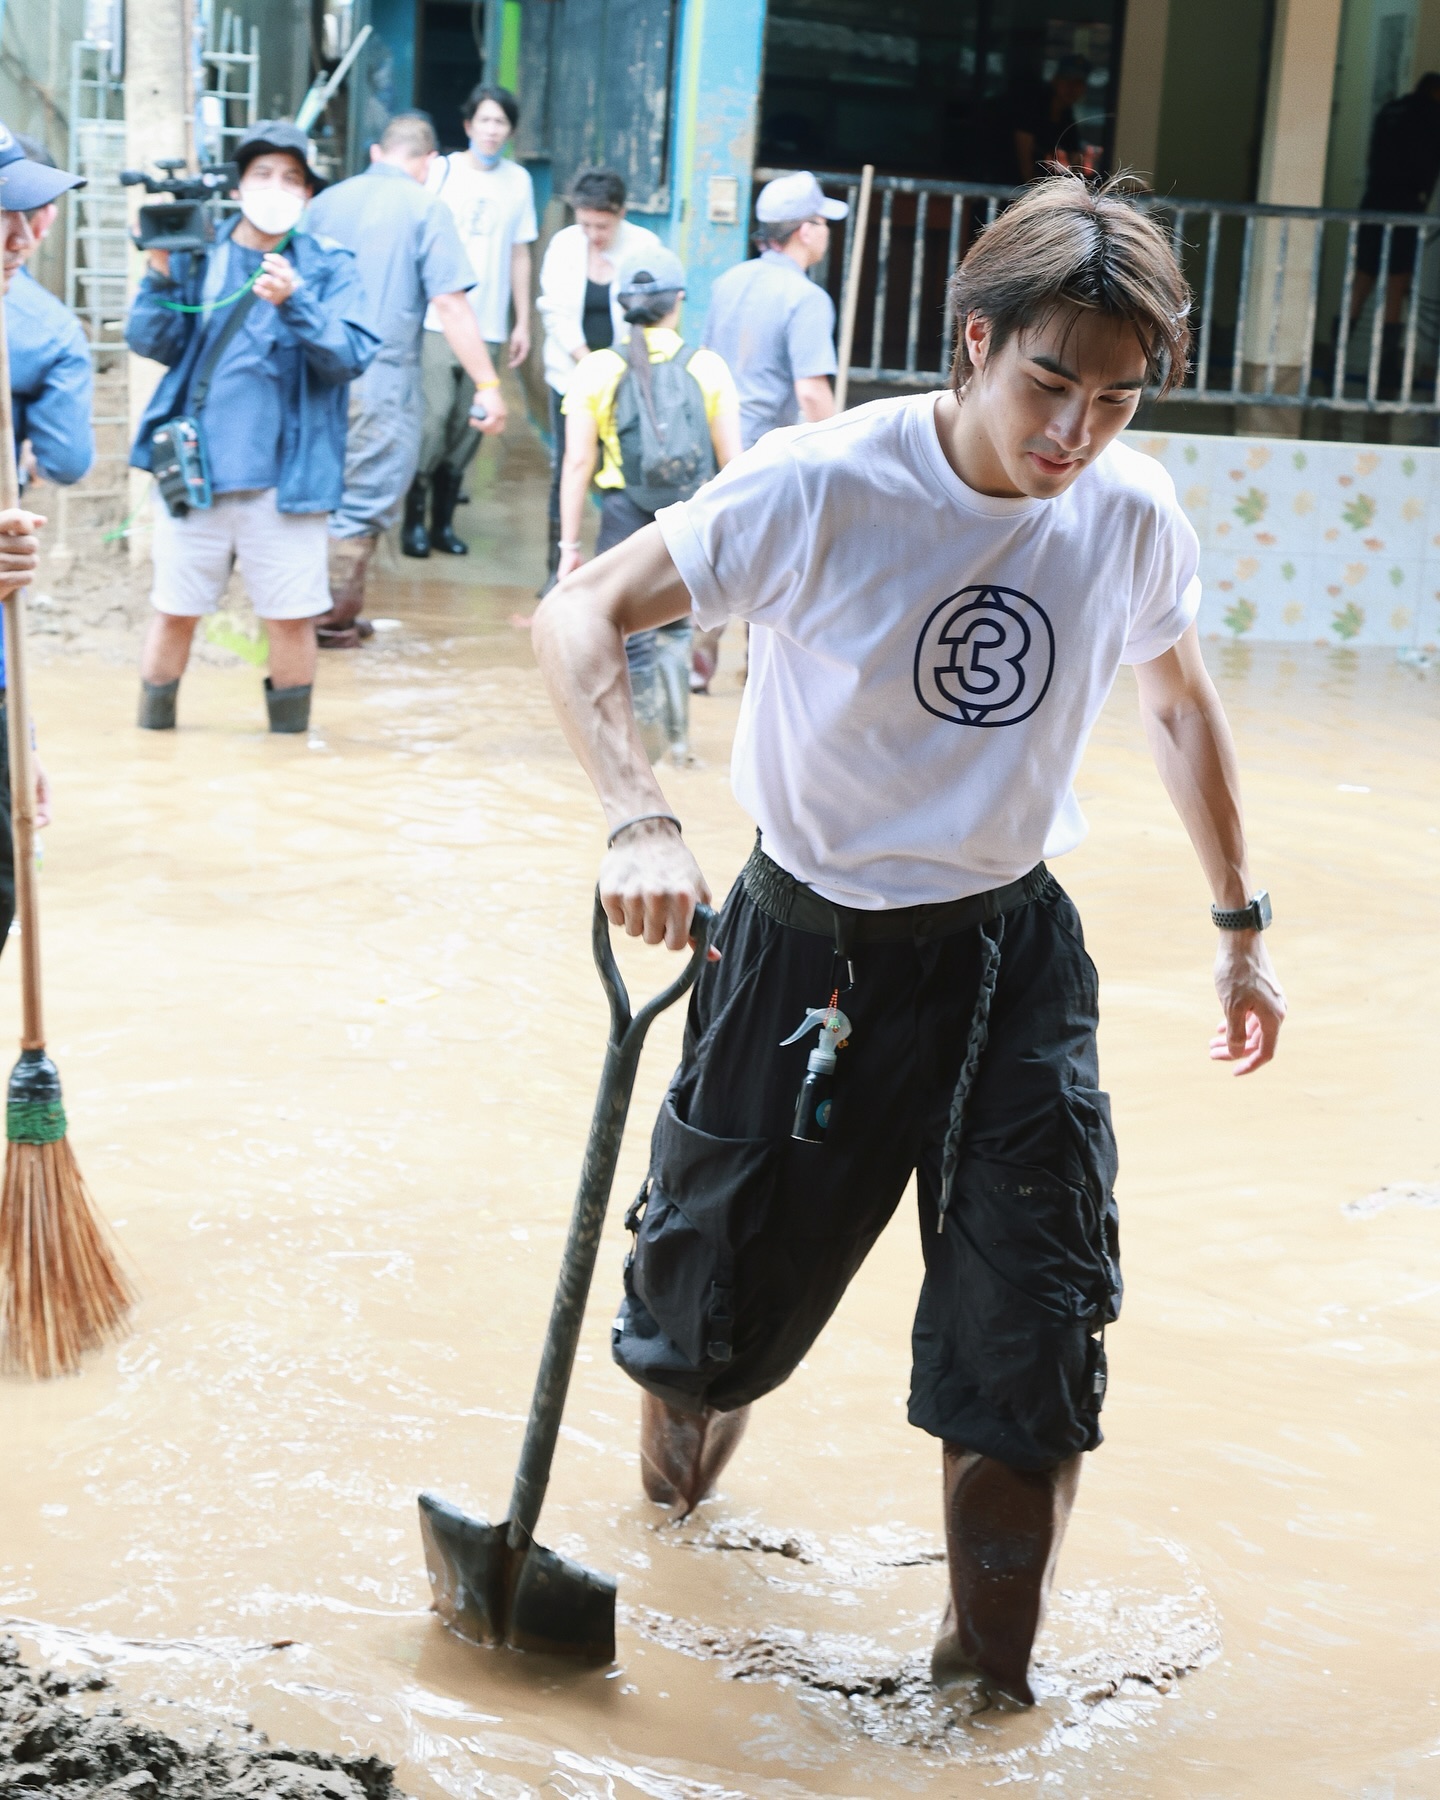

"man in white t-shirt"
[533, 175, 1287, 1706]
[406, 83, 537, 559]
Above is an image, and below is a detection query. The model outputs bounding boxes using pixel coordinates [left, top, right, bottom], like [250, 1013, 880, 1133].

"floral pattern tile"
[1126, 430, 1438, 646]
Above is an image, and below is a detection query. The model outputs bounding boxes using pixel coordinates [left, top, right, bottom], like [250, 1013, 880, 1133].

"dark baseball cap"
[234, 120, 326, 189]
[0, 119, 83, 211]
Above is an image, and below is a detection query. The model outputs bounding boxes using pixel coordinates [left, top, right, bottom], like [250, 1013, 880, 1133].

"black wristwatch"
[1211, 890, 1272, 931]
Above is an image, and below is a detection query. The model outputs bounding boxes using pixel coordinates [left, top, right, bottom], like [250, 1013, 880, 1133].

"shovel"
[419, 889, 717, 1662]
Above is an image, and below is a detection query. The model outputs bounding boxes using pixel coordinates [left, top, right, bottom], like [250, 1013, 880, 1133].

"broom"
[0, 282, 134, 1378]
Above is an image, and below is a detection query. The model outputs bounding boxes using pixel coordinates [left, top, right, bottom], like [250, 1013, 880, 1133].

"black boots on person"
[931, 1444, 1082, 1706]
[401, 477, 430, 558]
[402, 471, 468, 557]
[430, 466, 469, 555]
[137, 679, 180, 730]
[138, 677, 311, 734]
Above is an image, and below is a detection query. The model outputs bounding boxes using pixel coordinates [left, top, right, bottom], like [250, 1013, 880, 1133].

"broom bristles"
[0, 1134, 135, 1379]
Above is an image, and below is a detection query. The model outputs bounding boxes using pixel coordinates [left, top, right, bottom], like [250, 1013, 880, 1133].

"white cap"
[755, 170, 848, 224]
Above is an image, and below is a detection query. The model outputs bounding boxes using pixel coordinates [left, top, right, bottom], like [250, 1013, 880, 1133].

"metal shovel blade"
[418, 1491, 616, 1662]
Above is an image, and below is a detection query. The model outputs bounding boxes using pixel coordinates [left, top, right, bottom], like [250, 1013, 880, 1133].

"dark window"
[759, 0, 1126, 185]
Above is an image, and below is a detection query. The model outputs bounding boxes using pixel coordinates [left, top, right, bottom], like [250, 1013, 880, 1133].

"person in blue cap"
[127, 120, 379, 735]
[5, 134, 93, 495]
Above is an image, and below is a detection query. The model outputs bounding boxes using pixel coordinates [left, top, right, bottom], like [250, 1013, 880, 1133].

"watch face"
[1254, 890, 1273, 929]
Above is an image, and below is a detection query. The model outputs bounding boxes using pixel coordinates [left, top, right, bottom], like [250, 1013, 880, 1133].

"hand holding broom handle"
[0, 280, 134, 1378]
[0, 290, 42, 1050]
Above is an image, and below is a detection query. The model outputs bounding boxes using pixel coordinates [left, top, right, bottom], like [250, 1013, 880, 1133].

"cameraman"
[127, 121, 378, 735]
[6, 133, 93, 492]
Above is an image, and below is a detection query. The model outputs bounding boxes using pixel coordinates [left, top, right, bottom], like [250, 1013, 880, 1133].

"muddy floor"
[3, 424, 1440, 1796]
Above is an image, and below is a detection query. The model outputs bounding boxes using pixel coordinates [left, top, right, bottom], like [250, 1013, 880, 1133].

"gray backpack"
[614, 340, 716, 513]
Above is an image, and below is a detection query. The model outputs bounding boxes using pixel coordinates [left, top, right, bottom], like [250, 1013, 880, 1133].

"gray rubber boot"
[137, 679, 180, 730]
[264, 678, 312, 735]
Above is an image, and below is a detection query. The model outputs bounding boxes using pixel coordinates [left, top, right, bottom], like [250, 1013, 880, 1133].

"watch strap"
[1211, 890, 1272, 931]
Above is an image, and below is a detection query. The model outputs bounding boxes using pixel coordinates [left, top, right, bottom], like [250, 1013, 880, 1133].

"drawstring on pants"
[937, 914, 1006, 1232]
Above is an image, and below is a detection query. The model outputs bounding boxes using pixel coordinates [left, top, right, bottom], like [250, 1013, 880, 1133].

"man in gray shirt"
[695, 171, 847, 688]
[703, 170, 847, 450]
[306, 112, 506, 645]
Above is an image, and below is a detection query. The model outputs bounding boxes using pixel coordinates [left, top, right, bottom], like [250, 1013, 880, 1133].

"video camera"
[119, 158, 236, 253]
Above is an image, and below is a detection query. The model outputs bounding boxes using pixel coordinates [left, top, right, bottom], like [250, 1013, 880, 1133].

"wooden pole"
[833, 163, 875, 415]
[0, 287, 44, 1052]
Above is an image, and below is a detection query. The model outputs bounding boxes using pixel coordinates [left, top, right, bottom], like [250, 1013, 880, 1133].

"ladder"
[60, 34, 129, 552]
[198, 6, 260, 169]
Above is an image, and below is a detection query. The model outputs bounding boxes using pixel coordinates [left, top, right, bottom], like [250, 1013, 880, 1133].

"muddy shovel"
[419, 889, 716, 1662]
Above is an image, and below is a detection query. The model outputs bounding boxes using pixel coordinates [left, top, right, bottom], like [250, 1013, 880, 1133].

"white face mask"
[239, 182, 306, 237]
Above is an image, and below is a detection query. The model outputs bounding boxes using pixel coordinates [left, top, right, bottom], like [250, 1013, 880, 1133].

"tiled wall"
[1127, 430, 1440, 648]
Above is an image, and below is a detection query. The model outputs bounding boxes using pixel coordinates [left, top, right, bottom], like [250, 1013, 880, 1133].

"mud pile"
[0, 1640, 405, 1800]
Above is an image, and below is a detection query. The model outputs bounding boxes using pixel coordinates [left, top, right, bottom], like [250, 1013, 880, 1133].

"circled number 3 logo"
[913, 585, 1055, 727]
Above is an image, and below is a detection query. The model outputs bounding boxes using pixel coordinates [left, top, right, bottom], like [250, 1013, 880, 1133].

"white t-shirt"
[422, 153, 537, 342]
[656, 393, 1200, 910]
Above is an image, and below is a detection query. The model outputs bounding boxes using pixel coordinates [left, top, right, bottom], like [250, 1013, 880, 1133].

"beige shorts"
[150, 487, 330, 620]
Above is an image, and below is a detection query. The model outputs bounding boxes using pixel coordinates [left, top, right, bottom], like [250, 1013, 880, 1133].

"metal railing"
[756, 168, 1440, 414]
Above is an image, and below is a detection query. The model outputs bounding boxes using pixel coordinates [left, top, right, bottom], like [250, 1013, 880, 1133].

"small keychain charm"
[781, 1000, 852, 1143]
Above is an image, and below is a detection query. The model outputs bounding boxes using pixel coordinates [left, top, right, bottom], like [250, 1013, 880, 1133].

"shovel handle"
[504, 893, 718, 1547]
[590, 888, 717, 1052]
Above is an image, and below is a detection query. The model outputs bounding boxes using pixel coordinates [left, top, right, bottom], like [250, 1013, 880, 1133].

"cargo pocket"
[950, 1084, 1119, 1329]
[628, 1089, 786, 1371]
[1061, 1084, 1122, 1325]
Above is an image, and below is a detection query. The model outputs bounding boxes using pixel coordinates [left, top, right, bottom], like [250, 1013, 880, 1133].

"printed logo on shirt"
[913, 585, 1055, 727]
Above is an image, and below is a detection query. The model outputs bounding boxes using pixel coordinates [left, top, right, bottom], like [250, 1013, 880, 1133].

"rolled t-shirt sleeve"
[656, 435, 806, 632]
[1119, 495, 1202, 665]
[420, 202, 476, 301]
[785, 283, 838, 381]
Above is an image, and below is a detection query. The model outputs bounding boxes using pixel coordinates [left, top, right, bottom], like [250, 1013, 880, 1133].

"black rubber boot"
[137, 679, 179, 730]
[430, 466, 469, 555]
[264, 677, 312, 735]
[401, 478, 430, 558]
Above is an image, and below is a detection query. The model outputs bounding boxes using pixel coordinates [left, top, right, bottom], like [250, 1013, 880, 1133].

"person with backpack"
[557, 246, 739, 765]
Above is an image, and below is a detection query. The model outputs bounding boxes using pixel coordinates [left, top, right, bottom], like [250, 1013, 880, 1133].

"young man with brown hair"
[533, 174, 1287, 1706]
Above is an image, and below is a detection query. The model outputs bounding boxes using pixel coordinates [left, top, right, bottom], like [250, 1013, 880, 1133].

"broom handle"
[0, 285, 45, 1051]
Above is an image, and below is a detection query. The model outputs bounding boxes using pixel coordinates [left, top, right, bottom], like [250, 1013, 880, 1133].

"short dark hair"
[947, 171, 1191, 396]
[1417, 70, 1440, 99]
[571, 165, 626, 213]
[753, 216, 810, 250]
[462, 83, 518, 130]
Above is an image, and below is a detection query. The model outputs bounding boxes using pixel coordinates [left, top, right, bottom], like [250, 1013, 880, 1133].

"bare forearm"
[511, 246, 532, 329]
[533, 575, 669, 828]
[1140, 679, 1250, 909]
[559, 455, 590, 547]
[794, 376, 836, 422]
[431, 292, 498, 388]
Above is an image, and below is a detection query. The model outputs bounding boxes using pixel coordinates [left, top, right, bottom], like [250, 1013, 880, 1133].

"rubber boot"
[263, 677, 312, 735]
[639, 1390, 751, 1517]
[317, 532, 378, 649]
[137, 678, 179, 730]
[400, 478, 430, 558]
[931, 1446, 1082, 1707]
[430, 465, 469, 555]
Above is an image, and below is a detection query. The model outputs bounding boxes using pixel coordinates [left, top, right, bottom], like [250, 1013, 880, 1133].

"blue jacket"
[8, 268, 94, 487]
[126, 215, 379, 514]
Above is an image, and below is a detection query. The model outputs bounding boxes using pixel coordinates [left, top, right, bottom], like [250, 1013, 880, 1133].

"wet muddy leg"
[931, 1444, 1082, 1706]
[640, 1391, 751, 1516]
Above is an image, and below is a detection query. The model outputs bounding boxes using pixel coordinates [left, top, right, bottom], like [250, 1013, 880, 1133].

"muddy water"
[1, 584, 1438, 1796]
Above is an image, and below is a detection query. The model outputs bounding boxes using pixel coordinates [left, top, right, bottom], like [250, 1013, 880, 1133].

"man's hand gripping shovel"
[418, 890, 716, 1662]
